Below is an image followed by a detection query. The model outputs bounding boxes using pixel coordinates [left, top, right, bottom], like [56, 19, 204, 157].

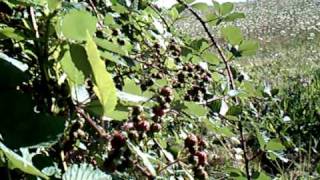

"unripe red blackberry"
[150, 123, 162, 132]
[111, 131, 126, 150]
[160, 86, 173, 97]
[195, 151, 208, 166]
[185, 134, 198, 148]
[136, 120, 150, 132]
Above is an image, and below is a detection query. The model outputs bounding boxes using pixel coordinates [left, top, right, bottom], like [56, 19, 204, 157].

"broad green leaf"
[127, 142, 156, 177]
[203, 119, 235, 137]
[222, 26, 243, 45]
[192, 3, 209, 11]
[62, 163, 111, 180]
[266, 139, 285, 151]
[239, 40, 259, 56]
[183, 102, 208, 117]
[224, 12, 245, 22]
[104, 14, 116, 26]
[206, 13, 219, 26]
[47, 0, 61, 11]
[60, 47, 85, 85]
[95, 38, 128, 56]
[220, 2, 234, 16]
[0, 142, 48, 179]
[61, 10, 97, 41]
[169, 7, 179, 20]
[123, 78, 142, 95]
[85, 33, 117, 116]
[202, 51, 220, 65]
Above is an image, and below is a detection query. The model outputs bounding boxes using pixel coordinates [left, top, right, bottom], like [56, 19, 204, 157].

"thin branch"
[176, 0, 236, 91]
[75, 107, 109, 140]
[148, 3, 171, 31]
[29, 7, 39, 39]
[158, 159, 181, 173]
[176, 1, 251, 179]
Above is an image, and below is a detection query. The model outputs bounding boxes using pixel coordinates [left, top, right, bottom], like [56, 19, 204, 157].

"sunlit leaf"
[183, 102, 208, 117]
[192, 2, 209, 11]
[222, 26, 243, 45]
[85, 33, 117, 116]
[202, 51, 220, 65]
[61, 10, 97, 41]
[203, 119, 234, 137]
[95, 38, 128, 56]
[123, 78, 142, 95]
[266, 139, 285, 151]
[239, 40, 259, 56]
[220, 2, 234, 16]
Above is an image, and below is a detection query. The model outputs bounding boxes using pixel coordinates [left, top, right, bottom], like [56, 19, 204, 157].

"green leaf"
[95, 38, 128, 56]
[192, 3, 209, 11]
[183, 102, 208, 117]
[203, 119, 235, 137]
[85, 33, 117, 116]
[123, 78, 142, 95]
[61, 10, 97, 41]
[0, 142, 48, 179]
[127, 142, 156, 177]
[0, 27, 24, 41]
[266, 139, 285, 151]
[206, 13, 219, 26]
[239, 40, 259, 56]
[219, 2, 234, 16]
[224, 12, 245, 22]
[104, 14, 116, 26]
[202, 51, 220, 65]
[62, 163, 111, 180]
[60, 46, 85, 85]
[222, 26, 243, 45]
[227, 105, 242, 116]
[47, 0, 61, 11]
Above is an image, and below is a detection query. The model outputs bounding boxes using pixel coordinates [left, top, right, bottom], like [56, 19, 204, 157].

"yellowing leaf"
[85, 33, 117, 116]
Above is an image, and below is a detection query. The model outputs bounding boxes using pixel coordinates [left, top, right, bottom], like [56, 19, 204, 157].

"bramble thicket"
[0, 0, 320, 179]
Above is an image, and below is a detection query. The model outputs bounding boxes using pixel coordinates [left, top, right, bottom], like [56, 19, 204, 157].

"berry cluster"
[185, 134, 209, 179]
[152, 86, 174, 121]
[173, 63, 213, 102]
